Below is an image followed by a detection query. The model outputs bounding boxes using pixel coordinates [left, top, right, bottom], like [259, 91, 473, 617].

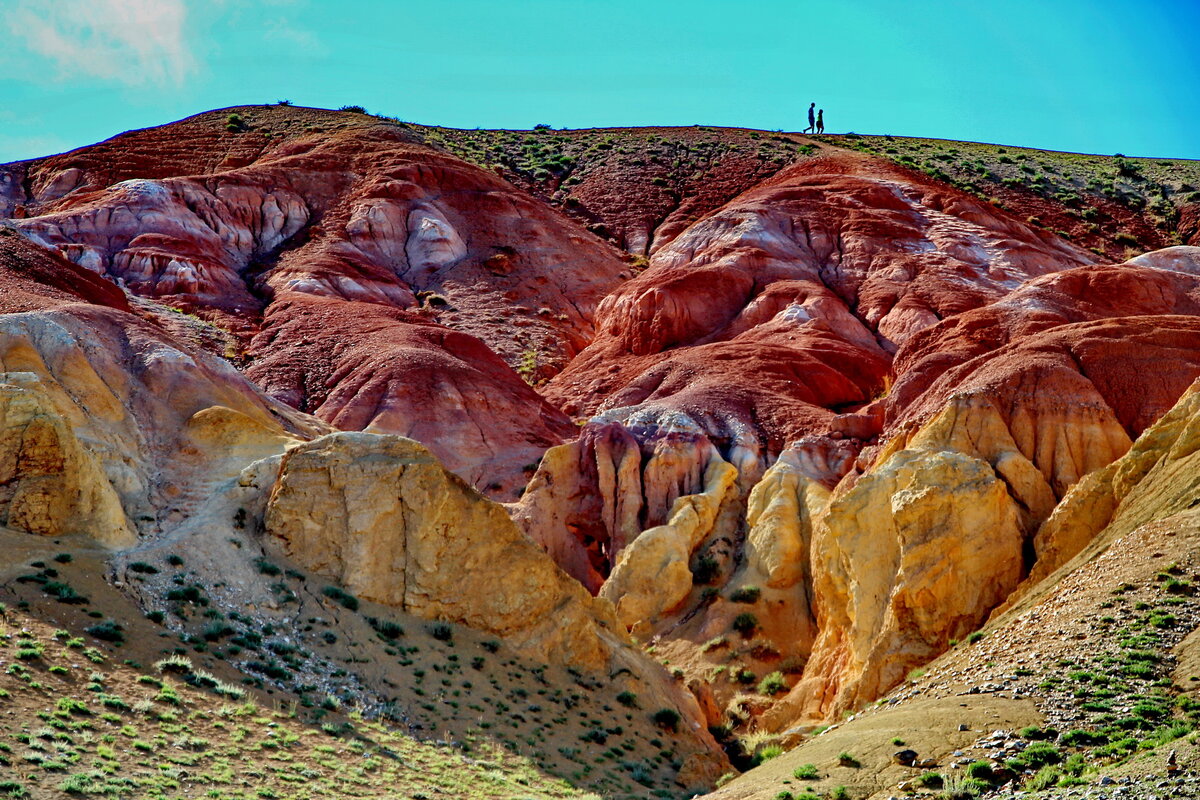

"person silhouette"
[816, 109, 825, 134]
[804, 102, 816, 134]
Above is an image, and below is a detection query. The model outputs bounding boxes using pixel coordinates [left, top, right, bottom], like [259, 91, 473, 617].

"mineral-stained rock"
[256, 429, 730, 774]
[0, 374, 132, 545]
[769, 446, 1024, 726]
[1015, 377, 1200, 599]
[512, 422, 729, 592]
[0, 305, 319, 538]
[4, 106, 631, 494]
[547, 153, 1094, 460]
[0, 229, 129, 314]
[265, 431, 626, 669]
[246, 294, 576, 494]
[599, 454, 739, 631]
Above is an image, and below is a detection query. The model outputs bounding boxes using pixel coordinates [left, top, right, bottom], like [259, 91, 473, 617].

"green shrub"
[755, 745, 783, 764]
[691, 554, 719, 584]
[86, 621, 124, 643]
[128, 562, 159, 574]
[321, 586, 359, 611]
[918, 771, 943, 788]
[154, 655, 193, 674]
[367, 617, 404, 640]
[1021, 741, 1062, 767]
[1025, 765, 1062, 791]
[166, 586, 205, 604]
[339, 105, 367, 113]
[732, 612, 758, 637]
[730, 586, 761, 603]
[53, 553, 73, 564]
[616, 691, 638, 708]
[792, 763, 818, 779]
[427, 622, 453, 642]
[838, 751, 860, 768]
[43, 581, 87, 605]
[651, 708, 680, 732]
[965, 760, 993, 782]
[757, 671, 788, 696]
[1059, 728, 1107, 746]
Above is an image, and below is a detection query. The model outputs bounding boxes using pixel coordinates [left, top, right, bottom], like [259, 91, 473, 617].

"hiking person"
[804, 102, 816, 134]
[816, 109, 825, 134]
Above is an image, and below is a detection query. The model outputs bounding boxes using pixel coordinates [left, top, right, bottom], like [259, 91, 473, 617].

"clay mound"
[0, 105, 383, 216]
[842, 136, 1200, 262]
[246, 294, 576, 491]
[547, 150, 1094, 459]
[8, 106, 627, 365]
[0, 228, 128, 313]
[3, 106, 631, 491]
[888, 257, 1200, 438]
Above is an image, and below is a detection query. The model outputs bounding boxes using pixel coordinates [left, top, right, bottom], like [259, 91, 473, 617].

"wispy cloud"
[4, 0, 193, 87]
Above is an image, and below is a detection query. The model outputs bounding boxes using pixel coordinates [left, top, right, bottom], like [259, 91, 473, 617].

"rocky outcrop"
[513, 422, 734, 592]
[599, 454, 739, 631]
[885, 257, 1200, 437]
[1021, 376, 1200, 594]
[3, 107, 632, 493]
[0, 228, 129, 314]
[7, 109, 1200, 750]
[0, 305, 320, 539]
[246, 294, 577, 495]
[0, 374, 132, 545]
[547, 153, 1095, 461]
[264, 432, 623, 669]
[18, 175, 309, 312]
[770, 445, 1024, 725]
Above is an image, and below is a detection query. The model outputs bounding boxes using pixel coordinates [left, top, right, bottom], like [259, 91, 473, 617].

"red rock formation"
[887, 256, 1200, 441]
[9, 108, 1200, 738]
[246, 294, 576, 492]
[4, 107, 631, 491]
[547, 152, 1094, 466]
[0, 229, 129, 313]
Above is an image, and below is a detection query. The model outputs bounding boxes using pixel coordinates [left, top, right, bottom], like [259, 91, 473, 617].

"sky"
[1, 0, 1198, 163]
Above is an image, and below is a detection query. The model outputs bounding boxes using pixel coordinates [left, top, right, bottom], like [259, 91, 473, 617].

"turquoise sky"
[2, 0, 1197, 163]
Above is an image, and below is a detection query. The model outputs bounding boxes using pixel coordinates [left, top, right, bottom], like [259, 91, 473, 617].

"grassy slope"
[0, 528, 703, 800]
[829, 134, 1200, 261]
[0, 606, 593, 800]
[704, 512, 1200, 799]
[405, 118, 1199, 262]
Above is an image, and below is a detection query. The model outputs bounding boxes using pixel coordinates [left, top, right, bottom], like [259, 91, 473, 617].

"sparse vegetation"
[792, 763, 819, 779]
[321, 585, 360, 611]
[651, 708, 680, 732]
[732, 612, 758, 637]
[757, 671, 788, 696]
[729, 585, 761, 604]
